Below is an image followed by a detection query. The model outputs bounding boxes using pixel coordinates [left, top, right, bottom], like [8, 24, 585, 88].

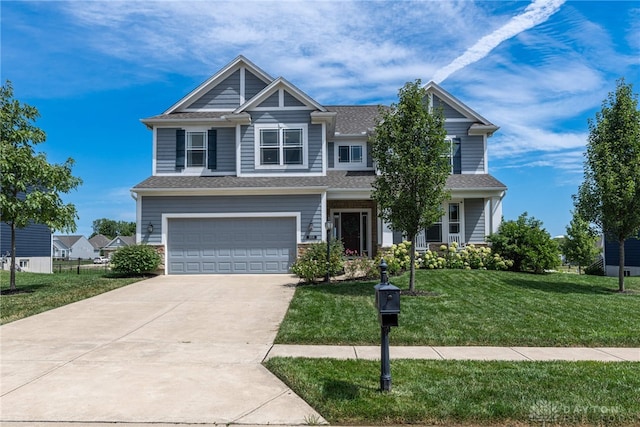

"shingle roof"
[132, 172, 506, 192]
[325, 105, 383, 135]
[88, 234, 111, 249]
[53, 235, 84, 248]
[143, 111, 228, 121]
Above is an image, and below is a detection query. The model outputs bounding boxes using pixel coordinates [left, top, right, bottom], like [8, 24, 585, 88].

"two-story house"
[132, 56, 506, 275]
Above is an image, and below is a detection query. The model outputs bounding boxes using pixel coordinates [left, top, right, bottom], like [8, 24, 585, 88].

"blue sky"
[2, 0, 639, 238]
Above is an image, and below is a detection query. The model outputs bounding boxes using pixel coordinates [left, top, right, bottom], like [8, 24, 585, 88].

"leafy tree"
[487, 213, 560, 274]
[574, 79, 640, 292]
[290, 239, 344, 283]
[91, 218, 136, 239]
[562, 212, 600, 274]
[370, 80, 450, 291]
[1, 81, 82, 291]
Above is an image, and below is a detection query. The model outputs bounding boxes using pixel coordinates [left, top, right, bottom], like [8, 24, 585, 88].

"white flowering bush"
[417, 242, 512, 271]
[378, 241, 420, 275]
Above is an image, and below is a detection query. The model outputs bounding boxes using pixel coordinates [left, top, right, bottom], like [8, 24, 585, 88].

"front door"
[332, 210, 371, 257]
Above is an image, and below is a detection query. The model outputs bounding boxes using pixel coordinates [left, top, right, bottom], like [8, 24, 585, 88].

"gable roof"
[105, 236, 135, 248]
[234, 77, 327, 113]
[325, 105, 383, 136]
[88, 234, 111, 250]
[53, 235, 85, 248]
[424, 81, 498, 135]
[163, 55, 273, 114]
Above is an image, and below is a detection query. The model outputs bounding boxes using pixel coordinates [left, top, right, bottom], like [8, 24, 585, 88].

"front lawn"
[276, 270, 640, 346]
[0, 271, 144, 324]
[266, 357, 640, 426]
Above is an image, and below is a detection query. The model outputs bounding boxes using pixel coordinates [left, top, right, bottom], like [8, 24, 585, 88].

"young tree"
[370, 80, 450, 292]
[574, 79, 640, 292]
[563, 212, 600, 274]
[1, 81, 82, 291]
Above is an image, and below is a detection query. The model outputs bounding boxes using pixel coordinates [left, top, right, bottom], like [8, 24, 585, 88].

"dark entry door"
[340, 212, 361, 254]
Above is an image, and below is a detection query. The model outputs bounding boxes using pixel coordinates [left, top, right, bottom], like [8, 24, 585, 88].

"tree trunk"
[618, 238, 625, 293]
[10, 222, 17, 291]
[409, 234, 416, 293]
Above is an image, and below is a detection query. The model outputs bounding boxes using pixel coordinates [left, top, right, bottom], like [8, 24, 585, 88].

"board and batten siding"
[141, 194, 322, 244]
[155, 127, 236, 174]
[187, 70, 241, 109]
[444, 121, 485, 174]
[240, 111, 323, 174]
[464, 198, 486, 243]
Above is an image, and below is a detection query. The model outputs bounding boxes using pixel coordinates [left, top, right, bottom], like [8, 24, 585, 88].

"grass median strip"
[276, 270, 640, 347]
[266, 357, 640, 426]
[0, 271, 144, 324]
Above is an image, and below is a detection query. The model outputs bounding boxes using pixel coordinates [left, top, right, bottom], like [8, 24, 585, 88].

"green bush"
[110, 244, 161, 276]
[376, 241, 419, 275]
[487, 213, 561, 273]
[291, 239, 344, 283]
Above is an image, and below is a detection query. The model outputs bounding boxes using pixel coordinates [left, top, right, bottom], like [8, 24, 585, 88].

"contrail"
[432, 0, 565, 83]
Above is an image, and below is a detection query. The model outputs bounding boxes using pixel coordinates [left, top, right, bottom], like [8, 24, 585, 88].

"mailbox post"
[374, 259, 400, 392]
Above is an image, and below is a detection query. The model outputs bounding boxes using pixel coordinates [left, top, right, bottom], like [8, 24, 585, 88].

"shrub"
[110, 244, 161, 276]
[291, 239, 344, 283]
[344, 257, 379, 280]
[377, 241, 419, 275]
[417, 242, 512, 271]
[487, 213, 561, 273]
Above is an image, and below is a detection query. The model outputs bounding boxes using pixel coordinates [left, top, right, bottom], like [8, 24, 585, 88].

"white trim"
[152, 127, 158, 175]
[136, 194, 142, 243]
[484, 198, 491, 240]
[321, 191, 328, 242]
[239, 172, 324, 178]
[321, 122, 327, 175]
[327, 189, 373, 200]
[333, 141, 368, 171]
[154, 171, 236, 177]
[162, 212, 301, 275]
[236, 123, 242, 177]
[235, 77, 326, 113]
[254, 123, 309, 170]
[133, 187, 326, 197]
[251, 106, 316, 111]
[445, 118, 475, 122]
[240, 67, 246, 105]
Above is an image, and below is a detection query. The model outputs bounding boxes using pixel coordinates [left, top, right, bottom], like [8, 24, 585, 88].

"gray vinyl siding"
[187, 70, 241, 109]
[141, 194, 322, 244]
[284, 91, 305, 107]
[258, 92, 279, 108]
[443, 121, 485, 174]
[464, 198, 485, 243]
[0, 222, 51, 257]
[156, 128, 180, 173]
[240, 111, 323, 174]
[215, 128, 236, 172]
[156, 127, 235, 173]
[245, 70, 268, 100]
[433, 95, 466, 119]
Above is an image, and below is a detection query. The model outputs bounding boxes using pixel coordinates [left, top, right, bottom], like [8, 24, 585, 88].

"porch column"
[380, 218, 394, 248]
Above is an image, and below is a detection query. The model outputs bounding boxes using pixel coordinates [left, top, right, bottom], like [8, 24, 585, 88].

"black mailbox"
[374, 260, 400, 327]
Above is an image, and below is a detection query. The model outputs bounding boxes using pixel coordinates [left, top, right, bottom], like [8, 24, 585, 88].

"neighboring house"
[603, 234, 640, 277]
[132, 56, 507, 275]
[88, 234, 111, 257]
[52, 235, 95, 260]
[0, 222, 52, 273]
[102, 235, 135, 259]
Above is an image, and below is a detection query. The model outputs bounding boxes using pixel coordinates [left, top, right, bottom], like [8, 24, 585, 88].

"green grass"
[276, 270, 640, 346]
[266, 357, 640, 426]
[0, 270, 144, 324]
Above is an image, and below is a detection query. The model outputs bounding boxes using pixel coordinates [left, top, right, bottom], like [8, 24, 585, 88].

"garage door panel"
[168, 217, 296, 274]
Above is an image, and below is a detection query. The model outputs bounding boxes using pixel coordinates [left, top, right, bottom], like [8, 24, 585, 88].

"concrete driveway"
[1, 274, 324, 425]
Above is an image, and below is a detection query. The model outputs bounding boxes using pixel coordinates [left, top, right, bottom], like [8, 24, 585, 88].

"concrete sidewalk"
[267, 344, 640, 362]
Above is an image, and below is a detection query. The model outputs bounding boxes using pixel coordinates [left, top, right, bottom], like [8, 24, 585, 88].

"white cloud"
[432, 0, 566, 83]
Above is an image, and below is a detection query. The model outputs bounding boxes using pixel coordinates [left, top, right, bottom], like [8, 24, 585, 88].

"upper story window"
[187, 132, 206, 167]
[446, 137, 461, 174]
[333, 141, 368, 170]
[255, 124, 308, 169]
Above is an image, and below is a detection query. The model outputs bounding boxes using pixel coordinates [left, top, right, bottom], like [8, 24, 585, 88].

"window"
[256, 124, 307, 168]
[447, 137, 461, 174]
[338, 145, 363, 163]
[449, 203, 460, 234]
[426, 221, 442, 242]
[187, 132, 206, 167]
[19, 259, 29, 269]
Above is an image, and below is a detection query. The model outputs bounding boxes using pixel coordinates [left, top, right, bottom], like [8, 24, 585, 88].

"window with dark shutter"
[207, 129, 217, 170]
[176, 129, 185, 170]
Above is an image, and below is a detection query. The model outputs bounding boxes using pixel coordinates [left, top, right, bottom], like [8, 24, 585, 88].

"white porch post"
[380, 218, 394, 248]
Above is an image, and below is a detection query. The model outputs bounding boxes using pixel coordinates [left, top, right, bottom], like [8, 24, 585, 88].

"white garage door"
[167, 217, 296, 274]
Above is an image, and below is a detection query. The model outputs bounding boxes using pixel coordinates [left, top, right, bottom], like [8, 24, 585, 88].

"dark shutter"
[452, 138, 462, 174]
[207, 129, 217, 170]
[176, 129, 185, 170]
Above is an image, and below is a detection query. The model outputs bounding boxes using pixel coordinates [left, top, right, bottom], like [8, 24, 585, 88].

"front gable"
[235, 77, 327, 113]
[165, 55, 273, 113]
